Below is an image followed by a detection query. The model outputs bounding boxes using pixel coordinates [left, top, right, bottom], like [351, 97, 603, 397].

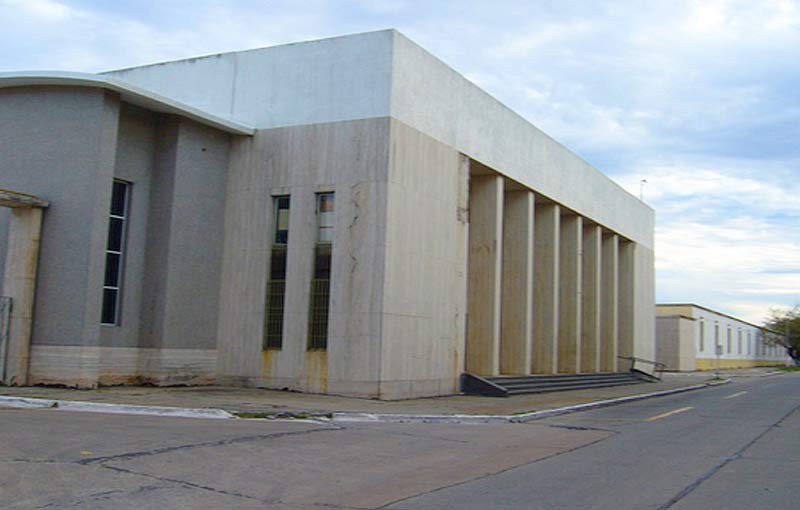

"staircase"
[461, 371, 656, 397]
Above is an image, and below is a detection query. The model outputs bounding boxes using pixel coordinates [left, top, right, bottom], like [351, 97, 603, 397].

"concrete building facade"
[656, 304, 789, 371]
[0, 30, 655, 399]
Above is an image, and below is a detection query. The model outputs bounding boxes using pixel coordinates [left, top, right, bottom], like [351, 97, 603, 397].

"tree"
[763, 306, 800, 366]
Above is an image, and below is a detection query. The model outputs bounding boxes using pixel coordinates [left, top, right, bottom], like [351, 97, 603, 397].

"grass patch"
[233, 412, 280, 419]
[232, 411, 327, 420]
[777, 366, 800, 372]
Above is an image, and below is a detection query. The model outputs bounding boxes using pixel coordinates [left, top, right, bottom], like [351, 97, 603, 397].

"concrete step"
[488, 373, 638, 385]
[461, 372, 649, 397]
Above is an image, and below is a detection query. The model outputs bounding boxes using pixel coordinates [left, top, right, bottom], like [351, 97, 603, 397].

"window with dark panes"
[264, 196, 290, 349]
[101, 180, 129, 325]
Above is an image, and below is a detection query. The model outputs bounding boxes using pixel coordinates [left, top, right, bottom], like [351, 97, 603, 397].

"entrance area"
[464, 159, 636, 377]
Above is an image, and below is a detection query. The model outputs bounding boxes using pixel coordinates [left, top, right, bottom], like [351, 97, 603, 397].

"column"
[601, 233, 618, 371]
[533, 202, 559, 373]
[618, 239, 635, 361]
[581, 223, 602, 373]
[558, 213, 582, 373]
[466, 175, 503, 375]
[1, 206, 44, 385]
[500, 190, 534, 375]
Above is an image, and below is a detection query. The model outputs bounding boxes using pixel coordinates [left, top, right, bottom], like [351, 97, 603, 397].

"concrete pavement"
[1, 408, 610, 509]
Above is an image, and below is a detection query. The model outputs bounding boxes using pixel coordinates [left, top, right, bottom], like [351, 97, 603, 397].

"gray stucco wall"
[137, 116, 229, 350]
[100, 104, 156, 348]
[0, 86, 119, 347]
[130, 117, 230, 349]
[1, 88, 229, 353]
[160, 119, 229, 349]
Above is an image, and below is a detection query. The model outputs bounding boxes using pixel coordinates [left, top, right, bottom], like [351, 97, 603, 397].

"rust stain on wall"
[305, 350, 328, 393]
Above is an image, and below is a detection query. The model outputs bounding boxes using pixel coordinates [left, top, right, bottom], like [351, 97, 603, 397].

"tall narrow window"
[699, 319, 705, 351]
[308, 192, 334, 350]
[727, 327, 732, 353]
[737, 329, 742, 354]
[101, 180, 129, 325]
[715, 323, 720, 353]
[264, 196, 290, 349]
[747, 332, 752, 355]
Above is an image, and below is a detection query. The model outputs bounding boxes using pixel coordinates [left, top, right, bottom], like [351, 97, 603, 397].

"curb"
[332, 380, 732, 424]
[0, 395, 235, 420]
[1, 379, 730, 424]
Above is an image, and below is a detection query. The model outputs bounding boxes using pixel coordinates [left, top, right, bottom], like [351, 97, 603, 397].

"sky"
[1, 0, 798, 324]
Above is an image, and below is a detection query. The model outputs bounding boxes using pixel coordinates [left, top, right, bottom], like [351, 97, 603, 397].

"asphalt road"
[1, 373, 798, 509]
[391, 373, 800, 510]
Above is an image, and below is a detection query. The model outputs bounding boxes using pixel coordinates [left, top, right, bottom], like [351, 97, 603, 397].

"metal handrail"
[617, 355, 666, 381]
[617, 355, 667, 370]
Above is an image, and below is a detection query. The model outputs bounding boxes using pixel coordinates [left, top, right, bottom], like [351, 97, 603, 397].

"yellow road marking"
[645, 406, 694, 422]
[723, 391, 748, 399]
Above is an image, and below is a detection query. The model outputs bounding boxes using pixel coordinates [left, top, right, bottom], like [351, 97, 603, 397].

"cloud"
[616, 156, 800, 322]
[1, 0, 798, 323]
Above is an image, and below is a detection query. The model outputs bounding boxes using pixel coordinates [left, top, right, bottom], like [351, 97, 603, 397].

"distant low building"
[656, 304, 789, 371]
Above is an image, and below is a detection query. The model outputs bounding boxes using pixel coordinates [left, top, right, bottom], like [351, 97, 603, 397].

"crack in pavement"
[33, 489, 129, 509]
[9, 424, 346, 508]
[656, 401, 800, 510]
[101, 464, 271, 504]
[377, 430, 615, 509]
[361, 429, 471, 444]
[100, 465, 376, 509]
[78, 423, 343, 465]
[9, 458, 73, 465]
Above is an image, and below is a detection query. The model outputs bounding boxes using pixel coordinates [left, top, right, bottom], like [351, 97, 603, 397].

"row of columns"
[465, 174, 635, 376]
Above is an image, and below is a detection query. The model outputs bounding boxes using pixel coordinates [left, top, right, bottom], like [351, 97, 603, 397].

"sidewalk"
[3, 368, 782, 420]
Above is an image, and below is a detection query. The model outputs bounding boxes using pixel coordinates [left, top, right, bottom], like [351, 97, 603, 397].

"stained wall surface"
[216, 118, 391, 397]
[381, 119, 468, 398]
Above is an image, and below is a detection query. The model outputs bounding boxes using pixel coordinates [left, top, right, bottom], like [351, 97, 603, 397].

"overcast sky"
[2, 0, 798, 323]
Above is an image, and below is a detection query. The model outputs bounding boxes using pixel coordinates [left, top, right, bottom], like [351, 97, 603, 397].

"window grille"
[308, 193, 334, 350]
[264, 196, 289, 349]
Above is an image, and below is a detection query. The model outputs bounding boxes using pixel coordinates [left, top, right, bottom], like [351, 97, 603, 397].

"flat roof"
[0, 71, 255, 135]
[656, 303, 766, 331]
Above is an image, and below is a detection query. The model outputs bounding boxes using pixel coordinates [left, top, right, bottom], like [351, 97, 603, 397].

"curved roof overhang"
[0, 71, 255, 136]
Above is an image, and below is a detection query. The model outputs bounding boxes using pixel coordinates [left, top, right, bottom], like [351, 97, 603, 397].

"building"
[656, 304, 789, 371]
[0, 30, 655, 399]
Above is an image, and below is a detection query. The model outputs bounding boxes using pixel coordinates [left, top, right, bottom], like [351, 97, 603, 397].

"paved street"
[392, 373, 800, 510]
[2, 373, 798, 509]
